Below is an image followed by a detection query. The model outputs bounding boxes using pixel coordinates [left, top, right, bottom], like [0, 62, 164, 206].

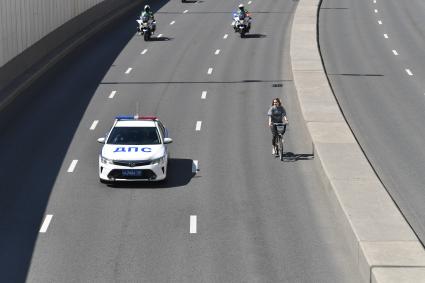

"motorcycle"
[232, 13, 251, 38]
[137, 16, 156, 41]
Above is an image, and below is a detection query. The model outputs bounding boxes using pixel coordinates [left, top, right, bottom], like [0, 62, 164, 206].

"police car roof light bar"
[116, 115, 135, 120]
[138, 116, 157, 120]
[115, 115, 158, 121]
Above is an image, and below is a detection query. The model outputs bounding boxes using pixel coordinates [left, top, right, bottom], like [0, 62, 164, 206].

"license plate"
[122, 170, 142, 177]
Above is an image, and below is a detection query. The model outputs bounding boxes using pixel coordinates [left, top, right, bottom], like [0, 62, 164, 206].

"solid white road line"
[158, 34, 163, 38]
[190, 215, 197, 234]
[378, 20, 382, 25]
[384, 34, 388, 38]
[201, 91, 207, 99]
[392, 50, 398, 56]
[215, 49, 220, 55]
[141, 49, 148, 55]
[192, 160, 199, 173]
[223, 34, 228, 39]
[67, 160, 78, 173]
[109, 91, 117, 99]
[406, 69, 413, 76]
[170, 21, 175, 25]
[183, 10, 188, 13]
[40, 215, 53, 233]
[208, 68, 213, 75]
[125, 68, 132, 74]
[196, 121, 202, 131]
[90, 120, 99, 130]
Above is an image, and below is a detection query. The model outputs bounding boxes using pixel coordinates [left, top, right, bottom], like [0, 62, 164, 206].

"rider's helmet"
[144, 5, 150, 12]
[238, 4, 244, 10]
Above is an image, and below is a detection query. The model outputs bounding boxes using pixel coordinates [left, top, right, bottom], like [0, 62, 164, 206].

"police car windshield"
[107, 127, 160, 145]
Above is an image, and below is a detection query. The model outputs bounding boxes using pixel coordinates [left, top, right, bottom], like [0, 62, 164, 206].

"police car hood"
[102, 144, 165, 161]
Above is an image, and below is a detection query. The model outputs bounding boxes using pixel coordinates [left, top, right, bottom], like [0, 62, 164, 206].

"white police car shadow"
[106, 158, 196, 189]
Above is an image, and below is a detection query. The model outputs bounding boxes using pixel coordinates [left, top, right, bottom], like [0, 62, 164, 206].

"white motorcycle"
[137, 16, 156, 41]
[232, 13, 251, 37]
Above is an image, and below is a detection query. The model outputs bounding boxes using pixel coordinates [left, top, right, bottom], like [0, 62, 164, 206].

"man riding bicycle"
[268, 98, 288, 156]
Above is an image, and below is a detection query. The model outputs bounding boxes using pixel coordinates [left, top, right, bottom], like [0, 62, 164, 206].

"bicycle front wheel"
[278, 136, 284, 161]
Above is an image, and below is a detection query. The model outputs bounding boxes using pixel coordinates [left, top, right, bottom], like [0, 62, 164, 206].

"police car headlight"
[100, 156, 114, 164]
[150, 156, 165, 165]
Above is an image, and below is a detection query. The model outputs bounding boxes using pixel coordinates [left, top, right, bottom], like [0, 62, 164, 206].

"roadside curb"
[0, 0, 145, 112]
[290, 0, 425, 282]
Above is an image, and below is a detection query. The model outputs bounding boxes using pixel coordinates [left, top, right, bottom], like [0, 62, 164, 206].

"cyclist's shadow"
[282, 152, 314, 162]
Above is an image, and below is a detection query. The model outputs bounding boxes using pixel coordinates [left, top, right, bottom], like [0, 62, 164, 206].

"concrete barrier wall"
[0, 0, 144, 110]
[290, 0, 425, 282]
[0, 0, 104, 67]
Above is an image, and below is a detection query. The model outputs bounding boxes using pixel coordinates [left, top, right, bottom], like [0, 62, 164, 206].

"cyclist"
[268, 98, 288, 156]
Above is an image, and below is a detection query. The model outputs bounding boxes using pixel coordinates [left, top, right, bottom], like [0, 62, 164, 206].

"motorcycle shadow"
[243, 34, 266, 39]
[148, 36, 173, 41]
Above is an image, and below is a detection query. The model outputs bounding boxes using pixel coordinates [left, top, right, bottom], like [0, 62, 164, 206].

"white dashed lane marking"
[378, 20, 382, 25]
[40, 215, 53, 233]
[374, 9, 378, 13]
[183, 10, 188, 13]
[192, 160, 199, 173]
[109, 91, 117, 99]
[392, 50, 398, 56]
[196, 121, 202, 131]
[201, 91, 207, 99]
[384, 34, 388, 38]
[215, 49, 220, 55]
[125, 68, 132, 74]
[67, 160, 78, 173]
[406, 69, 413, 76]
[170, 21, 175, 25]
[248, 1, 252, 4]
[190, 215, 197, 234]
[90, 120, 99, 130]
[141, 49, 148, 55]
[223, 34, 228, 39]
[207, 68, 213, 75]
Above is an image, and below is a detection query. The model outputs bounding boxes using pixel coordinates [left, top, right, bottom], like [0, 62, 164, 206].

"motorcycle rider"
[140, 5, 156, 33]
[232, 4, 251, 32]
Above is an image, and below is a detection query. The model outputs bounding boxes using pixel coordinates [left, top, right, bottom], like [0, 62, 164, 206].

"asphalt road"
[320, 0, 425, 243]
[0, 0, 361, 282]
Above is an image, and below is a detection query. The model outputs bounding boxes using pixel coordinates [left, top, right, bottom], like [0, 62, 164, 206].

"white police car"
[98, 115, 172, 183]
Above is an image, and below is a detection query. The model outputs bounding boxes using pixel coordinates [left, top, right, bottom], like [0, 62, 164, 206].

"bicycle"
[273, 122, 287, 161]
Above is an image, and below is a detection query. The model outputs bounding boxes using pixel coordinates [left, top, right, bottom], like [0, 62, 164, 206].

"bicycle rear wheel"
[278, 136, 284, 161]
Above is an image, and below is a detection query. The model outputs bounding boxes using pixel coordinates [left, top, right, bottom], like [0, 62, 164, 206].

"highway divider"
[290, 0, 425, 282]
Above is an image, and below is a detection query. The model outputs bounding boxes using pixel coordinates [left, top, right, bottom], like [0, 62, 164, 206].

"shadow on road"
[0, 0, 170, 281]
[282, 152, 314, 162]
[147, 36, 173, 41]
[243, 34, 267, 39]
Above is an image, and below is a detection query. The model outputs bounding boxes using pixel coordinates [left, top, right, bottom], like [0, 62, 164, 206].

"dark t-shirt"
[268, 105, 286, 123]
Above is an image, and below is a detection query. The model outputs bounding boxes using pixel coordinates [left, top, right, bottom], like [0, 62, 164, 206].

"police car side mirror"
[163, 138, 173, 144]
[97, 137, 106, 144]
